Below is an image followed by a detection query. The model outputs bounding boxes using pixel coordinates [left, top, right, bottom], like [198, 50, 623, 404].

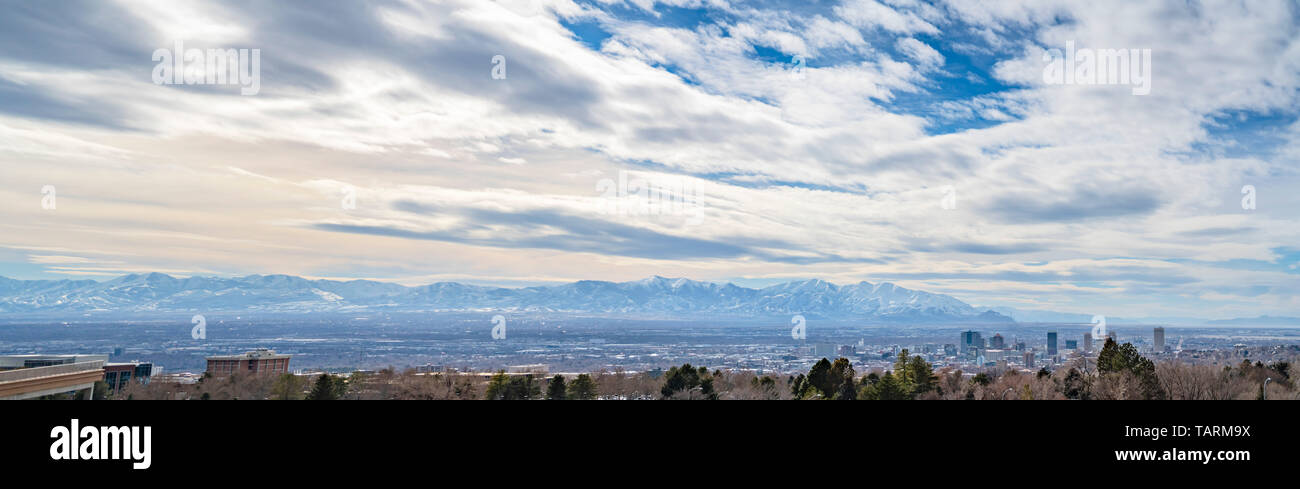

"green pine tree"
[1097, 338, 1165, 399]
[546, 375, 567, 400]
[860, 371, 908, 400]
[805, 358, 833, 399]
[908, 356, 935, 396]
[306, 373, 338, 400]
[568, 373, 598, 400]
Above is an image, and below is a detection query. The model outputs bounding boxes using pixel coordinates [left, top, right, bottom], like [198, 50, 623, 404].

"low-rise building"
[205, 349, 291, 377]
[506, 364, 549, 375]
[103, 361, 155, 391]
[0, 354, 107, 400]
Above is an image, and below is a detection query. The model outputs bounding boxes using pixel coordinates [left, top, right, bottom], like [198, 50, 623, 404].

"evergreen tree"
[485, 372, 541, 400]
[568, 373, 598, 400]
[861, 372, 880, 387]
[546, 375, 567, 400]
[333, 374, 351, 399]
[1097, 338, 1165, 399]
[805, 358, 834, 398]
[893, 349, 911, 385]
[908, 356, 935, 395]
[859, 371, 908, 400]
[1097, 338, 1124, 373]
[831, 358, 857, 400]
[661, 364, 715, 399]
[1062, 368, 1089, 400]
[307, 373, 339, 400]
[791, 373, 809, 399]
[485, 372, 510, 400]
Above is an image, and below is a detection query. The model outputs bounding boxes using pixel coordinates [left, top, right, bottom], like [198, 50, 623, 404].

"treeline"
[106, 339, 1296, 400]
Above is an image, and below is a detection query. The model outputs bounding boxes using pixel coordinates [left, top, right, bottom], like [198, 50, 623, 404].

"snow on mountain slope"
[0, 273, 1012, 322]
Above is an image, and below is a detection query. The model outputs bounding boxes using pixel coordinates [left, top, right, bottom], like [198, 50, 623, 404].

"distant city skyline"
[0, 1, 1297, 320]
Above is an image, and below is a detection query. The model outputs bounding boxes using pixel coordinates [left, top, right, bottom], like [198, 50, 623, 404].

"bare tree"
[1092, 372, 1143, 400]
[1156, 363, 1246, 400]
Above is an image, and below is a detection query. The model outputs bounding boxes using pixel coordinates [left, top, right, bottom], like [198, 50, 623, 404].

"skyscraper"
[1154, 327, 1165, 352]
[1047, 331, 1058, 357]
[990, 333, 1005, 349]
[961, 330, 983, 358]
[1083, 332, 1092, 353]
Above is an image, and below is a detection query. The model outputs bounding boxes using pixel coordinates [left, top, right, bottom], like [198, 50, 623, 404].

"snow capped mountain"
[0, 273, 1012, 322]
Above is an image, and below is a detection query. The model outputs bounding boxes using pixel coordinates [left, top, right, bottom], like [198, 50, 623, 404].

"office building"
[961, 331, 984, 358]
[205, 349, 291, 377]
[1047, 331, 1058, 357]
[1154, 327, 1165, 352]
[1083, 333, 1092, 353]
[103, 361, 154, 392]
[1064, 340, 1078, 350]
[990, 334, 1005, 349]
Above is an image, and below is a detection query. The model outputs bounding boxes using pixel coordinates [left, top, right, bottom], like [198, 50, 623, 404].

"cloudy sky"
[0, 0, 1297, 319]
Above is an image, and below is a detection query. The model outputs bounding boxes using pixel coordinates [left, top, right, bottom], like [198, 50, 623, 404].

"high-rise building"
[205, 349, 291, 377]
[1154, 327, 1165, 352]
[961, 331, 984, 358]
[1047, 331, 1058, 357]
[1023, 351, 1035, 368]
[1064, 340, 1078, 350]
[1083, 332, 1093, 353]
[990, 334, 1005, 349]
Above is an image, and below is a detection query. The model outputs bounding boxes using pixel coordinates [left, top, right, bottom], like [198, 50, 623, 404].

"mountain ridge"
[0, 273, 1013, 322]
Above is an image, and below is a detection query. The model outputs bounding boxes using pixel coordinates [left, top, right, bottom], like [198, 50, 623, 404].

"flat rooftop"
[206, 349, 291, 360]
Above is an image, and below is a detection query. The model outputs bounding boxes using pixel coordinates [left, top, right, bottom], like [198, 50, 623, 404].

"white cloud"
[0, 0, 1295, 318]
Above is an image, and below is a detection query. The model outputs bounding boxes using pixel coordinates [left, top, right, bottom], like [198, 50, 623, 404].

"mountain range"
[0, 273, 1013, 322]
